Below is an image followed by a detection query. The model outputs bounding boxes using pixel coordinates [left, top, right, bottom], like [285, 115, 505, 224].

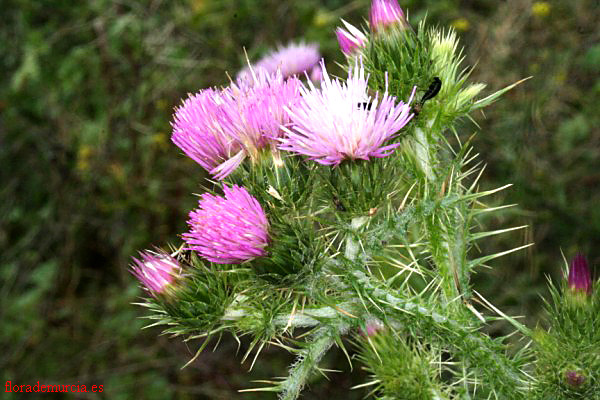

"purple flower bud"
[184, 185, 270, 264]
[568, 254, 592, 294]
[565, 370, 586, 388]
[360, 318, 384, 337]
[130, 250, 182, 295]
[336, 20, 368, 56]
[369, 0, 407, 33]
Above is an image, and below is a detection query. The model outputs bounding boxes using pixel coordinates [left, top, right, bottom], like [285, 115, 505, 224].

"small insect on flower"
[333, 195, 346, 211]
[421, 77, 442, 103]
[357, 88, 379, 111]
[412, 77, 442, 116]
[357, 102, 372, 110]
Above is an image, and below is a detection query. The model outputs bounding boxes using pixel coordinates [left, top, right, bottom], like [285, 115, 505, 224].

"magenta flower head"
[336, 20, 368, 56]
[172, 88, 243, 179]
[229, 68, 302, 145]
[568, 253, 592, 294]
[184, 185, 270, 264]
[565, 370, 586, 388]
[369, 0, 407, 33]
[238, 42, 320, 81]
[172, 70, 302, 180]
[279, 60, 415, 165]
[130, 250, 182, 295]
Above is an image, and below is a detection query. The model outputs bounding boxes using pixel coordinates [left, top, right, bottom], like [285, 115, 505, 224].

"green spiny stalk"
[278, 323, 350, 400]
[346, 269, 528, 398]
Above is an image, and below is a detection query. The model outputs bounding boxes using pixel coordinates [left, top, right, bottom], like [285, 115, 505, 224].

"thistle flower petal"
[184, 185, 269, 264]
[336, 20, 368, 55]
[369, 0, 407, 33]
[279, 61, 414, 165]
[130, 250, 181, 295]
[309, 65, 323, 82]
[568, 253, 592, 294]
[229, 69, 302, 144]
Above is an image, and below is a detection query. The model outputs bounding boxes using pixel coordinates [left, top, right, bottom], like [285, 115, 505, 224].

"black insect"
[332, 196, 346, 211]
[358, 102, 372, 111]
[420, 77, 442, 103]
[357, 88, 379, 110]
[412, 77, 442, 116]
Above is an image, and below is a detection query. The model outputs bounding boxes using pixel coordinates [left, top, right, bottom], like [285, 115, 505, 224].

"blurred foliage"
[1, 0, 598, 398]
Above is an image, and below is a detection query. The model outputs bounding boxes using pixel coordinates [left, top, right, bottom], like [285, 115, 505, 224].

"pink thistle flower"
[172, 70, 301, 180]
[336, 20, 368, 55]
[171, 88, 243, 179]
[568, 253, 592, 294]
[369, 0, 407, 33]
[184, 185, 270, 264]
[238, 42, 320, 81]
[130, 250, 182, 295]
[228, 69, 302, 146]
[278, 61, 415, 165]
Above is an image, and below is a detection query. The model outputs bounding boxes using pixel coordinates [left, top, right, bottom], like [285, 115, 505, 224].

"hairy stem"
[417, 120, 470, 308]
[279, 323, 349, 400]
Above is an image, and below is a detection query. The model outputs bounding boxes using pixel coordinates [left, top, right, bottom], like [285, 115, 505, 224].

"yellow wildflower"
[451, 18, 470, 32]
[532, 2, 551, 17]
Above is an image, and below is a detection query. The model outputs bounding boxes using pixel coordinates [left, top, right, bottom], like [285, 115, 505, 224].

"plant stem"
[279, 324, 349, 400]
[345, 216, 369, 260]
[417, 120, 469, 308]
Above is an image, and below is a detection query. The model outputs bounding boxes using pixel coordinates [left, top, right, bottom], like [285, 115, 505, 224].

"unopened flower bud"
[369, 0, 407, 33]
[565, 369, 586, 388]
[130, 250, 182, 295]
[361, 318, 384, 337]
[336, 20, 368, 56]
[568, 254, 592, 295]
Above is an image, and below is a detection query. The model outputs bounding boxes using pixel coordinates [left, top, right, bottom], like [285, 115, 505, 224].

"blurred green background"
[1, 0, 598, 398]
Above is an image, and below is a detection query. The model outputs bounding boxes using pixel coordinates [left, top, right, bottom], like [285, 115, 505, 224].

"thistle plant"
[130, 1, 598, 398]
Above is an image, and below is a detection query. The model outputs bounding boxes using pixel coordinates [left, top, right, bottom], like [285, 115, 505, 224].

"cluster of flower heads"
[132, 0, 416, 293]
[173, 61, 414, 177]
